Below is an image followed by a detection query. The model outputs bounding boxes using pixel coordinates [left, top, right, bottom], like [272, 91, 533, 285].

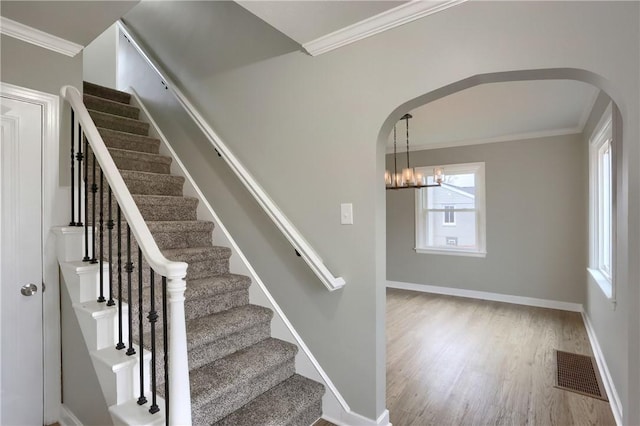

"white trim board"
[386, 280, 583, 312]
[128, 88, 385, 425]
[323, 408, 390, 426]
[0, 16, 83, 57]
[59, 404, 83, 426]
[303, 0, 468, 56]
[581, 312, 623, 426]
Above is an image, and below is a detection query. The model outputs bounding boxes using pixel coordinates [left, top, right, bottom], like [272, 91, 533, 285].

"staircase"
[68, 81, 325, 425]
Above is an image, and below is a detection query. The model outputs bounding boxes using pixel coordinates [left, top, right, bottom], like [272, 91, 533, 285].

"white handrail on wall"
[60, 85, 193, 425]
[117, 20, 346, 292]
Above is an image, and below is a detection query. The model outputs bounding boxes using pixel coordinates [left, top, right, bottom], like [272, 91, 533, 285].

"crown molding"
[302, 0, 468, 56]
[0, 16, 83, 57]
[386, 127, 583, 153]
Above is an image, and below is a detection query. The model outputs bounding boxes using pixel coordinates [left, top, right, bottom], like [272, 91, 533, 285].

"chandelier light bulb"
[384, 170, 392, 187]
[402, 167, 415, 186]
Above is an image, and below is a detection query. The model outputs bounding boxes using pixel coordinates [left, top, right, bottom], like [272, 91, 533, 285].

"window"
[589, 105, 614, 300]
[415, 162, 486, 257]
[443, 206, 455, 225]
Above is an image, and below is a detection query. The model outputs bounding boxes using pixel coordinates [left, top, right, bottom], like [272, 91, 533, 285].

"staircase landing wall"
[60, 274, 112, 425]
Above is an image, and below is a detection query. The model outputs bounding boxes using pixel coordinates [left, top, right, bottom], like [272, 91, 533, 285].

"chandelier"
[385, 113, 444, 190]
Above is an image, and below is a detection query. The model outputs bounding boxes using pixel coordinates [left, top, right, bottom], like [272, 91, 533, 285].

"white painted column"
[166, 276, 192, 425]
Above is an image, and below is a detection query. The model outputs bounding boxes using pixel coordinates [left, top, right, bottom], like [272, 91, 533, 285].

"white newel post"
[166, 276, 192, 425]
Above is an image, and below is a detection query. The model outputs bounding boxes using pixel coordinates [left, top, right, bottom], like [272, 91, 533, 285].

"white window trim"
[588, 103, 615, 302]
[414, 162, 486, 258]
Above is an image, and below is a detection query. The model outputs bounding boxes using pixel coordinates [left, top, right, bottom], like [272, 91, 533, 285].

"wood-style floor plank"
[386, 288, 616, 426]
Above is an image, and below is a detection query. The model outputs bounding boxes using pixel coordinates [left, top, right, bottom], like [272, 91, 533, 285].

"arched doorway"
[378, 70, 624, 425]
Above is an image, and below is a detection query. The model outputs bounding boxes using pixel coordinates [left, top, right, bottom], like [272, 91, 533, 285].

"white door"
[0, 96, 44, 426]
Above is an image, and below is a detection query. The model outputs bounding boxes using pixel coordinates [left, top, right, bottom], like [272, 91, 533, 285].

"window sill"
[414, 247, 487, 258]
[587, 268, 614, 300]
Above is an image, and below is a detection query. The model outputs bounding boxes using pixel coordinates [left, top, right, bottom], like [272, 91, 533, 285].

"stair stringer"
[129, 88, 357, 424]
[54, 226, 163, 425]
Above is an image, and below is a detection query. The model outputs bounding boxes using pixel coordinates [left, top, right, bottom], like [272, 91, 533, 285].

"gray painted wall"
[122, 1, 639, 421]
[1, 34, 82, 186]
[0, 34, 82, 95]
[60, 278, 112, 425]
[386, 134, 587, 303]
[0, 1, 138, 46]
[83, 24, 118, 89]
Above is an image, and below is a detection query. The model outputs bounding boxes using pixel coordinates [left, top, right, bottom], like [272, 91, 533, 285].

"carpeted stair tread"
[84, 81, 131, 104]
[129, 275, 254, 355]
[161, 246, 231, 279]
[190, 338, 298, 423]
[185, 273, 251, 320]
[186, 305, 273, 349]
[214, 374, 325, 426]
[162, 246, 231, 263]
[148, 220, 214, 249]
[187, 274, 251, 297]
[140, 305, 271, 381]
[120, 170, 184, 196]
[88, 109, 150, 136]
[132, 194, 198, 221]
[146, 220, 213, 234]
[84, 94, 139, 119]
[105, 147, 171, 174]
[98, 127, 160, 154]
[128, 273, 249, 307]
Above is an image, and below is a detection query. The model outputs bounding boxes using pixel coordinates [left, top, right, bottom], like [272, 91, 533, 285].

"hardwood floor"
[386, 288, 616, 426]
[313, 419, 336, 426]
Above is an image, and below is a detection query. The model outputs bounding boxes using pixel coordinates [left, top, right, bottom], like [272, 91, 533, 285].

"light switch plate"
[341, 203, 353, 225]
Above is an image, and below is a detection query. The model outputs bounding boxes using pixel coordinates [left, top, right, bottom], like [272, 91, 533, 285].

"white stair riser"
[91, 344, 152, 406]
[74, 304, 117, 351]
[55, 227, 85, 262]
[109, 396, 166, 426]
[61, 264, 108, 304]
[93, 355, 137, 406]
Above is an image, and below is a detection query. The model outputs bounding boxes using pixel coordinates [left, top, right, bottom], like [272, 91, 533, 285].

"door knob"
[20, 283, 37, 296]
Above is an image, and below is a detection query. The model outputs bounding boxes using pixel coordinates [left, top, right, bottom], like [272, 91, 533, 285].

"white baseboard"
[59, 404, 83, 426]
[581, 312, 623, 426]
[323, 408, 390, 426]
[386, 280, 583, 312]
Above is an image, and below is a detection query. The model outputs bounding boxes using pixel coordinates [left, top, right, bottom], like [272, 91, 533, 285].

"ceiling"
[0, 1, 138, 46]
[387, 80, 599, 151]
[0, 1, 599, 152]
[236, 0, 408, 45]
[232, 2, 598, 150]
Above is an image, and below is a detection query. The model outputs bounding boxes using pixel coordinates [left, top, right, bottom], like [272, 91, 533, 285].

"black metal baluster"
[83, 134, 90, 261]
[90, 152, 98, 264]
[76, 124, 83, 227]
[137, 248, 147, 405]
[97, 170, 105, 302]
[148, 270, 159, 414]
[69, 109, 76, 226]
[116, 207, 125, 350]
[162, 276, 169, 422]
[107, 189, 115, 306]
[126, 225, 136, 356]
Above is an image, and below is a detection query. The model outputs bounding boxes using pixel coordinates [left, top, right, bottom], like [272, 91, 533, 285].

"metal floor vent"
[554, 350, 608, 401]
